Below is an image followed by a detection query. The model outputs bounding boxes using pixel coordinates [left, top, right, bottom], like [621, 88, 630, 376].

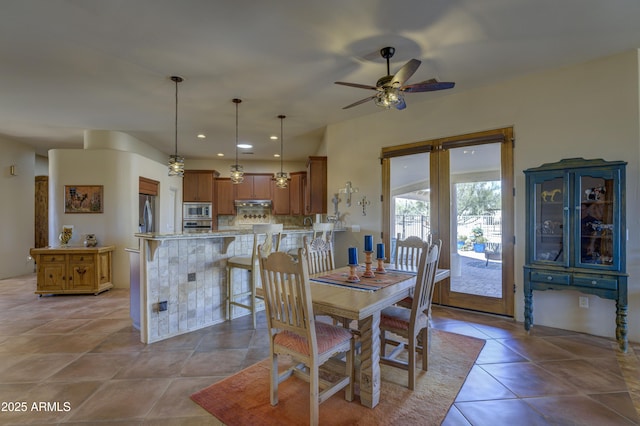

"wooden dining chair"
[303, 235, 335, 275]
[396, 238, 442, 312]
[379, 241, 439, 390]
[258, 248, 355, 426]
[393, 233, 431, 271]
[226, 223, 283, 328]
[302, 235, 351, 327]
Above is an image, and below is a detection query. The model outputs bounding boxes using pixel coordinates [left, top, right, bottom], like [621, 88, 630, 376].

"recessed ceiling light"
[270, 135, 278, 140]
[217, 153, 224, 157]
[197, 134, 206, 139]
[237, 144, 252, 149]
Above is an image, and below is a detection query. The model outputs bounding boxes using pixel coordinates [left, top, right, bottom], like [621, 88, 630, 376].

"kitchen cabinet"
[304, 156, 327, 214]
[216, 178, 235, 215]
[235, 174, 272, 200]
[523, 158, 627, 351]
[30, 246, 115, 295]
[183, 170, 215, 202]
[289, 171, 306, 215]
[271, 179, 290, 215]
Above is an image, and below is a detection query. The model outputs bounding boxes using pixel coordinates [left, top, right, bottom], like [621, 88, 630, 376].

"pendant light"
[230, 98, 244, 184]
[168, 75, 185, 176]
[273, 114, 288, 189]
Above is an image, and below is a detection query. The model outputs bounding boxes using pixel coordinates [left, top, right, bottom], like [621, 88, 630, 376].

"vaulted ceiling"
[2, 0, 640, 161]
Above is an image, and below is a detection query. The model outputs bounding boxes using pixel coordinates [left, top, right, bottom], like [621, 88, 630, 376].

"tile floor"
[0, 274, 638, 425]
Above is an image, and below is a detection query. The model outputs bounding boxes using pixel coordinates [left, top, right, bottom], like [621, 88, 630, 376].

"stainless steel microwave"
[183, 202, 212, 219]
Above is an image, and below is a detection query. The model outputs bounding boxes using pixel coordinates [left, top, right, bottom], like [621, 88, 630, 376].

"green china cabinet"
[523, 158, 628, 351]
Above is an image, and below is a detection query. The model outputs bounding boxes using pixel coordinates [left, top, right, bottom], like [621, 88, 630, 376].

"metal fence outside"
[394, 214, 501, 242]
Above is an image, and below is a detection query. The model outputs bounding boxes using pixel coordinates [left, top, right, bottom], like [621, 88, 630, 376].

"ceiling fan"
[335, 46, 455, 110]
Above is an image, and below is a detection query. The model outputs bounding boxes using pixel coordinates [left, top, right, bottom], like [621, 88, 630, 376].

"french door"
[382, 128, 514, 316]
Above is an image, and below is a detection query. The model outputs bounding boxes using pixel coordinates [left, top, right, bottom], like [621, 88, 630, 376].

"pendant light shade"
[274, 114, 288, 189]
[168, 76, 185, 177]
[230, 98, 244, 184]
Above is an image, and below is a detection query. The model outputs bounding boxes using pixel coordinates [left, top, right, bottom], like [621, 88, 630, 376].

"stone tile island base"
[135, 229, 313, 343]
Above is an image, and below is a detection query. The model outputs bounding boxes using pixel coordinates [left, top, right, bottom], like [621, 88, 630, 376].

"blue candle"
[364, 235, 373, 252]
[377, 243, 385, 259]
[348, 247, 358, 265]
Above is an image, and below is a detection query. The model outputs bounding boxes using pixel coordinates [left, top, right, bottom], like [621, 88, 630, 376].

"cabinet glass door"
[576, 171, 618, 269]
[532, 175, 566, 265]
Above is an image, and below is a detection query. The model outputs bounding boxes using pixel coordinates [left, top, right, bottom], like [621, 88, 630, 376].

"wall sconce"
[10, 165, 17, 176]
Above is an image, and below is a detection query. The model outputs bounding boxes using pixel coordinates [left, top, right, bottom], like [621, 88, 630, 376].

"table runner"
[310, 266, 416, 291]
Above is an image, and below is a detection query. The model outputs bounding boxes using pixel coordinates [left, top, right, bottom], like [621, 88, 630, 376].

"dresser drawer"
[40, 254, 64, 263]
[573, 275, 618, 291]
[70, 254, 92, 262]
[530, 271, 570, 285]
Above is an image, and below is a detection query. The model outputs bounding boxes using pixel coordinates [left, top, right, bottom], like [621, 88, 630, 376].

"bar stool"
[226, 223, 283, 328]
[311, 222, 334, 243]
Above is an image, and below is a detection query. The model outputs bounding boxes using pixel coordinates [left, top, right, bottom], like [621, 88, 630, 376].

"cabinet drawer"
[70, 254, 92, 262]
[573, 275, 618, 291]
[40, 254, 64, 262]
[530, 271, 570, 285]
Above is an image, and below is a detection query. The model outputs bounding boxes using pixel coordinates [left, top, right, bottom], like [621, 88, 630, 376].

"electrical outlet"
[579, 296, 589, 308]
[351, 225, 360, 232]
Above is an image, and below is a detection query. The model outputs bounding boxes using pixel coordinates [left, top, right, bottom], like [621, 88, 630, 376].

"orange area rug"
[191, 329, 484, 425]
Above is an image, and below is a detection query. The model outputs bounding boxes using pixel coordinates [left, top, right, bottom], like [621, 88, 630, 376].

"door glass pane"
[579, 175, 614, 265]
[450, 144, 502, 298]
[533, 177, 565, 263]
[390, 153, 430, 260]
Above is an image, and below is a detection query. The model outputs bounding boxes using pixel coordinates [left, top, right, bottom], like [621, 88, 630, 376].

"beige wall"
[327, 49, 640, 343]
[0, 137, 36, 278]
[48, 131, 184, 288]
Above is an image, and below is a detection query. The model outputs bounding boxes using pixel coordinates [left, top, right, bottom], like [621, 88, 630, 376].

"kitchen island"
[134, 228, 324, 343]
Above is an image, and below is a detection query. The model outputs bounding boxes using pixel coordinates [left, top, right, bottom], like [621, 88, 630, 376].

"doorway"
[382, 128, 514, 316]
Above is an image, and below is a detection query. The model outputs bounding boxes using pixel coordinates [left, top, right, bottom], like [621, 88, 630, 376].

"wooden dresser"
[30, 246, 115, 295]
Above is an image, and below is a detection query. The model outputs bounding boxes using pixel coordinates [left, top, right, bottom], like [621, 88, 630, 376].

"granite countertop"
[135, 226, 344, 240]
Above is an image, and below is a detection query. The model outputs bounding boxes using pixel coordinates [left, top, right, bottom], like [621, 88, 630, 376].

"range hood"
[234, 200, 272, 207]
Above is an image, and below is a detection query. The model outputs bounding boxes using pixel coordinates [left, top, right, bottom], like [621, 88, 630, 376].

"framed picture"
[64, 185, 103, 213]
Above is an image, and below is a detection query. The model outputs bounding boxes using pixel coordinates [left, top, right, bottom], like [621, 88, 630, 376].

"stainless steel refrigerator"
[139, 194, 157, 233]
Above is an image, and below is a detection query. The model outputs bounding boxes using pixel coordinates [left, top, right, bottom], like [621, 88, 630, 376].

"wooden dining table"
[309, 265, 450, 408]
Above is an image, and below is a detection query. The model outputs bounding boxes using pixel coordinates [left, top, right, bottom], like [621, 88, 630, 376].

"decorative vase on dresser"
[523, 158, 628, 351]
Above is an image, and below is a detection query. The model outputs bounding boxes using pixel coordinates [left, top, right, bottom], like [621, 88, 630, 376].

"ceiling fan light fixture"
[375, 88, 403, 109]
[273, 114, 288, 189]
[168, 75, 185, 177]
[230, 98, 244, 184]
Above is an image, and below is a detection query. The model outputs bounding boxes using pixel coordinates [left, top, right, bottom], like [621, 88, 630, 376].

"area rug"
[191, 329, 484, 425]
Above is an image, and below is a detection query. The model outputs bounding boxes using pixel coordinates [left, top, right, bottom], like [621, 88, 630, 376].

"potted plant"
[471, 227, 487, 253]
[457, 234, 467, 250]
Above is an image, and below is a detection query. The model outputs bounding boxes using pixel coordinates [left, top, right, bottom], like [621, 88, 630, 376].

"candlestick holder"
[347, 264, 360, 282]
[375, 257, 387, 274]
[363, 251, 375, 278]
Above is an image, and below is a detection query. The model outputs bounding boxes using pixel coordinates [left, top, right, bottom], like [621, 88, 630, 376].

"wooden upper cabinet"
[305, 156, 327, 214]
[235, 174, 272, 200]
[271, 179, 290, 215]
[183, 170, 216, 202]
[289, 171, 306, 216]
[215, 178, 235, 215]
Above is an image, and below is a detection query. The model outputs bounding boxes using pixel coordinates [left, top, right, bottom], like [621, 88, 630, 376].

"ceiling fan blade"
[335, 81, 379, 91]
[391, 59, 421, 86]
[401, 80, 455, 93]
[342, 95, 377, 109]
